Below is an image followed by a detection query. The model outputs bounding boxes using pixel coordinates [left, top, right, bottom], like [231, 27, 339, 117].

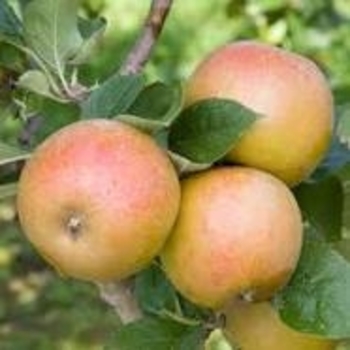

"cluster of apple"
[16, 41, 334, 349]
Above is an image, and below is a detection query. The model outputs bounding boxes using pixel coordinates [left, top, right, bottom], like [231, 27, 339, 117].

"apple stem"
[119, 0, 174, 75]
[97, 280, 143, 324]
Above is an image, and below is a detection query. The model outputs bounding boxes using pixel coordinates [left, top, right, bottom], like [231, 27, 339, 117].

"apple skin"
[224, 300, 337, 350]
[161, 166, 303, 309]
[17, 119, 180, 282]
[185, 41, 334, 186]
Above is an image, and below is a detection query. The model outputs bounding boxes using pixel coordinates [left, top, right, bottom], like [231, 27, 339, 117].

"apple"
[17, 119, 180, 282]
[185, 41, 334, 186]
[161, 166, 303, 309]
[224, 300, 337, 350]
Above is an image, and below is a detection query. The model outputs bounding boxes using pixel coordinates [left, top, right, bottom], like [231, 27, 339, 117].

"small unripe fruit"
[186, 41, 334, 186]
[161, 167, 302, 309]
[17, 119, 180, 282]
[224, 300, 337, 350]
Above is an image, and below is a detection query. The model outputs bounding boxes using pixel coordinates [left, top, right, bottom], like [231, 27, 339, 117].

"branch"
[18, 115, 43, 147]
[119, 0, 174, 75]
[97, 1, 174, 324]
[97, 280, 143, 324]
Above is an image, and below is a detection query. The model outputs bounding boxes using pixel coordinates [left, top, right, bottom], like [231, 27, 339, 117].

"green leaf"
[127, 82, 183, 125]
[0, 0, 23, 44]
[276, 238, 350, 339]
[204, 329, 234, 350]
[168, 98, 259, 164]
[135, 259, 208, 331]
[78, 16, 106, 40]
[314, 104, 350, 180]
[168, 151, 212, 176]
[135, 264, 178, 316]
[116, 114, 169, 134]
[0, 42, 26, 71]
[294, 176, 343, 242]
[17, 70, 64, 102]
[108, 317, 201, 350]
[71, 17, 107, 65]
[113, 83, 183, 134]
[340, 167, 350, 231]
[0, 141, 30, 166]
[23, 0, 83, 74]
[178, 327, 206, 350]
[313, 137, 350, 180]
[0, 183, 17, 200]
[81, 73, 145, 119]
[29, 99, 80, 146]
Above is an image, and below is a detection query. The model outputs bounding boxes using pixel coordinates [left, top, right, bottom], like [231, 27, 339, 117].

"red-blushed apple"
[185, 41, 334, 186]
[161, 166, 303, 309]
[223, 300, 337, 350]
[17, 119, 180, 282]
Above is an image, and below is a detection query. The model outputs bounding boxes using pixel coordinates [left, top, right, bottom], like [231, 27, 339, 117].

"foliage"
[0, 221, 120, 350]
[1, 0, 350, 349]
[276, 236, 350, 339]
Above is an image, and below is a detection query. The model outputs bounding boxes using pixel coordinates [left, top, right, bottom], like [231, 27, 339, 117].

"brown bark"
[119, 0, 174, 75]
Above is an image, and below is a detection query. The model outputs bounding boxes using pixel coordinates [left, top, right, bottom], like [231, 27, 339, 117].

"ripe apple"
[223, 300, 337, 350]
[161, 166, 303, 309]
[185, 41, 334, 186]
[17, 119, 180, 282]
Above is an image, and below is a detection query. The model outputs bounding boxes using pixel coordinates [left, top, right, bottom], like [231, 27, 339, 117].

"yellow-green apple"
[224, 300, 337, 350]
[17, 119, 180, 282]
[161, 166, 302, 309]
[185, 41, 334, 186]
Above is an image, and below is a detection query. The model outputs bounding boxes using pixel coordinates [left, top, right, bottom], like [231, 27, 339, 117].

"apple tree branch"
[97, 0, 174, 324]
[97, 281, 143, 324]
[119, 0, 174, 75]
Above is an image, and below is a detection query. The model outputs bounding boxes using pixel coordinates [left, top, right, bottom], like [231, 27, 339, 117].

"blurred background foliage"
[80, 0, 350, 93]
[1, 0, 350, 349]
